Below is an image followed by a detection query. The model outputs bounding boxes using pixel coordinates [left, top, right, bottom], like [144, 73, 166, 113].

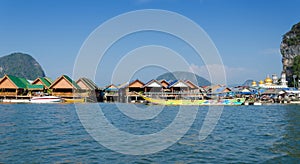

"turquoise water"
[0, 103, 299, 163]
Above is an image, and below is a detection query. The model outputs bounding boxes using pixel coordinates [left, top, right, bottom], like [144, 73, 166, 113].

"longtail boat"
[63, 98, 85, 103]
[139, 94, 245, 106]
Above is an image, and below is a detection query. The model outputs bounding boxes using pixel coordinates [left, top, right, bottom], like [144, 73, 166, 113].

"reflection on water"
[0, 104, 299, 163]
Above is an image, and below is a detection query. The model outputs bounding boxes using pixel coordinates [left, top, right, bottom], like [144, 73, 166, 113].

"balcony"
[52, 92, 78, 98]
[0, 92, 17, 96]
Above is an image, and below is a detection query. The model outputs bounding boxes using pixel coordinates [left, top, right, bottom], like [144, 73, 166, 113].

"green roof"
[27, 84, 44, 90]
[44, 77, 53, 83]
[39, 77, 52, 87]
[63, 75, 81, 89]
[7, 75, 30, 88]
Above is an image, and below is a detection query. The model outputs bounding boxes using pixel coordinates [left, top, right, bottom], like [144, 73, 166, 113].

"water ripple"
[0, 104, 299, 163]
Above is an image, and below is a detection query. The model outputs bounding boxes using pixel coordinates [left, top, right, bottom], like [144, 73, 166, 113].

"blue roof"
[167, 80, 178, 88]
[104, 88, 119, 91]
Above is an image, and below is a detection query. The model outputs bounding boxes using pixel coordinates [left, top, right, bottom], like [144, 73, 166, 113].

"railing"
[0, 92, 17, 96]
[105, 93, 119, 96]
[126, 92, 140, 96]
[52, 92, 77, 97]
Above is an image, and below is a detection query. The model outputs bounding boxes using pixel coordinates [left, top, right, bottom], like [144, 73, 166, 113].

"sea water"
[0, 103, 299, 163]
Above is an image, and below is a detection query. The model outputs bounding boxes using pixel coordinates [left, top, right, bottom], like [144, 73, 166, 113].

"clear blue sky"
[1, 0, 300, 86]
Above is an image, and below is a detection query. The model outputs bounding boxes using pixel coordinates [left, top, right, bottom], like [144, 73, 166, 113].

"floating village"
[0, 71, 299, 105]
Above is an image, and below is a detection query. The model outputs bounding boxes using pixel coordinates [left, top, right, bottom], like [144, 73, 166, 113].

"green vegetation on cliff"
[292, 55, 300, 87]
[281, 22, 300, 86]
[282, 22, 300, 46]
[0, 53, 45, 80]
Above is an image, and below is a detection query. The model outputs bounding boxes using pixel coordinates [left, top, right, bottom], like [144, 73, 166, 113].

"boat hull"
[2, 99, 30, 103]
[30, 96, 62, 103]
[63, 98, 85, 103]
[141, 95, 245, 106]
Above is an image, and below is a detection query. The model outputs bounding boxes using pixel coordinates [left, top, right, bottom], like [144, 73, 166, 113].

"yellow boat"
[63, 98, 85, 103]
[140, 94, 245, 106]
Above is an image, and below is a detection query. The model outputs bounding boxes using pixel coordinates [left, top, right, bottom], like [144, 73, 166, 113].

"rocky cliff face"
[0, 52, 45, 80]
[280, 22, 300, 84]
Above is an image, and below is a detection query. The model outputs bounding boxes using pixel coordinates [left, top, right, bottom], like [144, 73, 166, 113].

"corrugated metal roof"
[143, 79, 163, 88]
[128, 79, 144, 88]
[168, 80, 189, 88]
[27, 84, 44, 90]
[49, 75, 81, 89]
[80, 77, 98, 90]
[185, 80, 199, 89]
[213, 87, 230, 93]
[104, 84, 118, 91]
[39, 77, 52, 87]
[62, 75, 81, 89]
[167, 80, 178, 87]
[7, 75, 29, 88]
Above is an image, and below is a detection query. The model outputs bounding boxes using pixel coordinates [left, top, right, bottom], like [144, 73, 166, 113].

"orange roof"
[128, 79, 144, 88]
[185, 80, 199, 89]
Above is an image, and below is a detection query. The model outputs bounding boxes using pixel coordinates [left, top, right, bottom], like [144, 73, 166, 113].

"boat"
[63, 98, 85, 103]
[2, 99, 30, 103]
[253, 102, 262, 105]
[30, 96, 62, 103]
[140, 94, 245, 106]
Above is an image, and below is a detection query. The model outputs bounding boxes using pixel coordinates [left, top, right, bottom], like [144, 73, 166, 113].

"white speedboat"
[30, 96, 62, 103]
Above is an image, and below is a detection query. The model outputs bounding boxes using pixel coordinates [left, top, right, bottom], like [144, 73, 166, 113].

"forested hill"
[0, 53, 45, 80]
[156, 71, 211, 86]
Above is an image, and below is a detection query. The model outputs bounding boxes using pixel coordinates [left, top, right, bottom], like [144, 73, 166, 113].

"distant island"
[156, 71, 211, 86]
[0, 52, 45, 80]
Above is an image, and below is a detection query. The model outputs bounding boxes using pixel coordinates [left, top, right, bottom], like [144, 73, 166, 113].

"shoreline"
[1, 98, 300, 105]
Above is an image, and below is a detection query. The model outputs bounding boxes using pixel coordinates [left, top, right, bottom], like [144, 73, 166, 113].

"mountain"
[280, 22, 300, 86]
[0, 52, 45, 80]
[156, 71, 211, 86]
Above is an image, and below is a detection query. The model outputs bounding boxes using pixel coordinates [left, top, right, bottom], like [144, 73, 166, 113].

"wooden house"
[126, 79, 145, 94]
[159, 79, 170, 89]
[49, 75, 81, 98]
[0, 75, 29, 97]
[32, 77, 52, 89]
[28, 77, 53, 96]
[119, 79, 145, 103]
[76, 77, 102, 102]
[168, 80, 190, 93]
[185, 80, 200, 92]
[27, 84, 44, 96]
[207, 85, 232, 98]
[211, 85, 231, 94]
[142, 79, 164, 99]
[103, 84, 119, 102]
[143, 79, 163, 92]
[116, 82, 129, 102]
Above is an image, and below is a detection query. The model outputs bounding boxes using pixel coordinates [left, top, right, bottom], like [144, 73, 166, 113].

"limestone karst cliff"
[280, 22, 300, 85]
[0, 53, 45, 80]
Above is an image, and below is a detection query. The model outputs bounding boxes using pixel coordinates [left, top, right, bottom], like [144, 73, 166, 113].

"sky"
[1, 0, 300, 86]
